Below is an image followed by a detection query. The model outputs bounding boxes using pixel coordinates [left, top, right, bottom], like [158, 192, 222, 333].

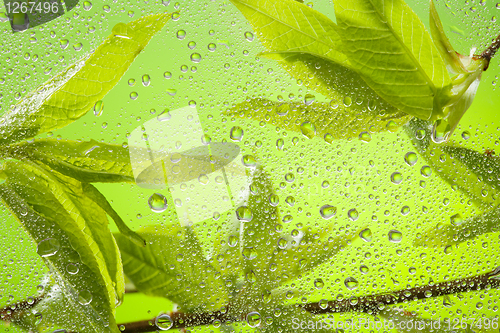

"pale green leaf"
[0, 13, 171, 145]
[0, 161, 121, 332]
[226, 98, 410, 141]
[405, 118, 500, 211]
[115, 225, 229, 312]
[429, 0, 465, 74]
[15, 139, 135, 183]
[229, 0, 351, 69]
[334, 0, 452, 120]
[415, 205, 500, 247]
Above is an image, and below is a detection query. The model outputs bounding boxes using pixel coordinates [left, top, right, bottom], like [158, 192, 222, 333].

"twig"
[118, 267, 500, 332]
[480, 32, 500, 70]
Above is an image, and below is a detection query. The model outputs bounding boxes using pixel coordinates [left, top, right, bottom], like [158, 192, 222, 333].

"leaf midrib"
[356, 0, 438, 95]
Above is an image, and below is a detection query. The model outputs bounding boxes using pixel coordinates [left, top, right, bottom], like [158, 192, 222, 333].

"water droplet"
[391, 172, 403, 184]
[103, 5, 111, 12]
[142, 74, 151, 87]
[359, 228, 372, 242]
[444, 245, 453, 254]
[148, 193, 168, 213]
[450, 213, 464, 226]
[284, 172, 295, 182]
[246, 311, 261, 327]
[93, 100, 104, 116]
[319, 299, 328, 309]
[314, 278, 324, 289]
[277, 238, 287, 249]
[78, 289, 92, 305]
[177, 30, 186, 39]
[242, 155, 257, 168]
[228, 235, 238, 247]
[83, 1, 92, 10]
[276, 138, 284, 150]
[230, 126, 244, 141]
[166, 88, 177, 96]
[156, 314, 173, 330]
[304, 94, 315, 105]
[190, 53, 202, 63]
[360, 265, 369, 274]
[157, 109, 171, 122]
[420, 166, 432, 177]
[285, 196, 295, 206]
[348, 208, 358, 221]
[246, 270, 257, 283]
[343, 96, 352, 107]
[324, 133, 334, 144]
[404, 152, 418, 166]
[128, 78, 136, 86]
[37, 238, 60, 257]
[242, 247, 257, 260]
[208, 43, 216, 51]
[66, 263, 79, 275]
[319, 205, 337, 219]
[236, 206, 253, 222]
[130, 92, 138, 100]
[198, 174, 209, 185]
[59, 39, 69, 49]
[359, 131, 371, 142]
[462, 131, 470, 140]
[344, 277, 359, 290]
[268, 194, 279, 207]
[388, 230, 403, 243]
[443, 295, 453, 307]
[432, 119, 450, 143]
[244, 31, 254, 42]
[300, 121, 316, 139]
[401, 206, 410, 216]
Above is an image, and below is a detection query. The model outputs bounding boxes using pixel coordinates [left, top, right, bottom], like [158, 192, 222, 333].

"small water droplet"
[176, 30, 186, 39]
[359, 131, 371, 142]
[284, 172, 295, 183]
[344, 277, 359, 290]
[285, 196, 295, 206]
[404, 152, 418, 166]
[318, 299, 328, 309]
[130, 92, 138, 100]
[276, 138, 284, 150]
[388, 230, 403, 243]
[421, 166, 432, 177]
[78, 289, 92, 305]
[242, 155, 257, 168]
[190, 53, 202, 63]
[462, 131, 470, 140]
[359, 228, 372, 242]
[391, 172, 403, 184]
[83, 1, 92, 10]
[268, 194, 279, 207]
[360, 265, 369, 274]
[246, 311, 261, 327]
[66, 263, 79, 275]
[324, 133, 334, 144]
[314, 278, 324, 289]
[277, 238, 287, 249]
[148, 193, 168, 213]
[230, 126, 244, 142]
[401, 206, 410, 216]
[103, 5, 111, 12]
[242, 247, 257, 260]
[432, 119, 450, 143]
[236, 206, 253, 222]
[156, 314, 173, 330]
[166, 88, 177, 96]
[300, 121, 316, 139]
[157, 109, 171, 122]
[228, 235, 238, 247]
[319, 205, 337, 219]
[443, 295, 453, 307]
[37, 238, 60, 257]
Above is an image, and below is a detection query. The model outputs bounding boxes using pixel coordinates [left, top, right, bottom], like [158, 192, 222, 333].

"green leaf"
[0, 13, 171, 145]
[14, 139, 135, 183]
[405, 118, 500, 210]
[226, 97, 411, 141]
[429, 0, 465, 75]
[114, 225, 229, 312]
[229, 0, 351, 69]
[0, 161, 121, 332]
[415, 205, 500, 247]
[334, 0, 452, 120]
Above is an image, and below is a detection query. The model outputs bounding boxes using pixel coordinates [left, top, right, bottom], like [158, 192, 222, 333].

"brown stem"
[119, 268, 500, 332]
[480, 32, 500, 70]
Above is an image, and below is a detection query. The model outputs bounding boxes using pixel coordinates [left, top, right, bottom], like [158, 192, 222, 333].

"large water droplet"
[190, 53, 202, 63]
[230, 126, 244, 142]
[300, 121, 316, 139]
[142, 74, 151, 87]
[388, 230, 403, 243]
[450, 213, 464, 226]
[268, 194, 279, 207]
[420, 165, 432, 177]
[176, 30, 186, 39]
[391, 172, 403, 184]
[236, 206, 253, 222]
[148, 193, 168, 213]
[276, 138, 284, 150]
[319, 299, 328, 309]
[78, 289, 92, 305]
[157, 109, 171, 122]
[93, 100, 104, 116]
[156, 314, 173, 330]
[404, 152, 418, 166]
[344, 277, 359, 290]
[319, 205, 337, 219]
[359, 131, 371, 142]
[314, 278, 324, 289]
[277, 238, 287, 249]
[83, 1, 92, 10]
[37, 238, 60, 257]
[348, 208, 359, 221]
[242, 247, 257, 260]
[359, 228, 372, 242]
[166, 88, 177, 96]
[244, 31, 254, 42]
[246, 311, 261, 327]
